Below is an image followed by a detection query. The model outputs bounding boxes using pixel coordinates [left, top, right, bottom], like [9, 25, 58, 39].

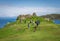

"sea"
[0, 17, 60, 28]
[0, 17, 16, 28]
[53, 19, 60, 24]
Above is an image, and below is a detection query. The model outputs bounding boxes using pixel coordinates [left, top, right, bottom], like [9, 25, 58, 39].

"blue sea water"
[53, 20, 60, 24]
[0, 17, 16, 28]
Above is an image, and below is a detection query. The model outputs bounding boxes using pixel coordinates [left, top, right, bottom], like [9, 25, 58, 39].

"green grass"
[0, 16, 60, 41]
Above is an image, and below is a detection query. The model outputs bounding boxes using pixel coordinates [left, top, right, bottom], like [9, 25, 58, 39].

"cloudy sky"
[0, 0, 60, 17]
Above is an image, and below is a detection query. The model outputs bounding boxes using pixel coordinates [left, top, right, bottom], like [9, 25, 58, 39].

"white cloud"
[0, 6, 60, 17]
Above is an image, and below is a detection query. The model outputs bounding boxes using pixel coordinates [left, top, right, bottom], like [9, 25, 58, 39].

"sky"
[0, 0, 60, 17]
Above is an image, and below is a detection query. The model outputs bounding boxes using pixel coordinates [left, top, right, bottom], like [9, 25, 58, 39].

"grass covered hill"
[0, 14, 60, 41]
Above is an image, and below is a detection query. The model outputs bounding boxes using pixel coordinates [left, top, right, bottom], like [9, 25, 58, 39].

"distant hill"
[41, 14, 60, 20]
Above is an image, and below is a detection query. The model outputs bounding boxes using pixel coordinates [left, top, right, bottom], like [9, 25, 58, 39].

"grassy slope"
[0, 16, 60, 41]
